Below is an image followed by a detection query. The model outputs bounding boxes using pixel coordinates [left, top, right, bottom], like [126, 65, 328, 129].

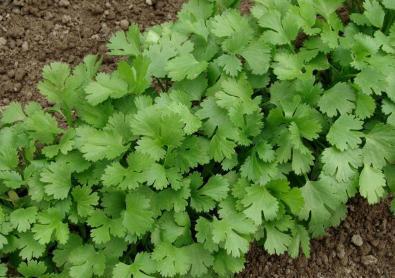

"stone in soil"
[351, 234, 364, 247]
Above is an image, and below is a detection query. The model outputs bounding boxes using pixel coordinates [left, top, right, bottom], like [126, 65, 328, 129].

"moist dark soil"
[0, 1, 394, 277]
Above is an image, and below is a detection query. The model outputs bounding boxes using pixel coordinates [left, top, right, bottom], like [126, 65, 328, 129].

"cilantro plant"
[1, 0, 395, 277]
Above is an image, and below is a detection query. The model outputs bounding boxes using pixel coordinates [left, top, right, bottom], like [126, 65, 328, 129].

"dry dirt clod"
[14, 68, 26, 81]
[361, 255, 378, 266]
[351, 234, 363, 247]
[120, 19, 129, 30]
[21, 41, 29, 51]
[59, 0, 70, 7]
[0, 37, 7, 47]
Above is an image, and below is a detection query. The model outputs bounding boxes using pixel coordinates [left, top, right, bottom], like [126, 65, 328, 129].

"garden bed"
[0, 1, 394, 277]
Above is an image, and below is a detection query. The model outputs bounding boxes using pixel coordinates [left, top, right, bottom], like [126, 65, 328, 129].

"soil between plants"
[0, 1, 394, 277]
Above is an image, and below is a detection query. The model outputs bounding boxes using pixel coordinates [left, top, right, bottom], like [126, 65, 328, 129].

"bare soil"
[0, 1, 394, 277]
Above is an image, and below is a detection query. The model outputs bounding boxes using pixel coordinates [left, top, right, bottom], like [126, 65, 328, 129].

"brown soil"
[240, 197, 395, 278]
[0, 0, 184, 106]
[0, 1, 394, 278]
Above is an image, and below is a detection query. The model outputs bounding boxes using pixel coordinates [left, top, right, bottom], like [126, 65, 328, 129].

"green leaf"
[166, 54, 208, 81]
[364, 0, 385, 28]
[18, 260, 47, 278]
[362, 124, 395, 169]
[327, 114, 363, 151]
[318, 82, 355, 117]
[10, 207, 38, 232]
[117, 56, 151, 95]
[263, 222, 292, 255]
[241, 40, 272, 75]
[85, 73, 128, 106]
[1, 102, 26, 124]
[383, 0, 395, 9]
[72, 186, 99, 217]
[24, 109, 60, 144]
[215, 54, 242, 77]
[17, 232, 46, 260]
[75, 126, 129, 161]
[322, 147, 362, 182]
[152, 243, 190, 277]
[289, 224, 310, 258]
[273, 52, 304, 80]
[122, 193, 154, 237]
[87, 211, 124, 244]
[241, 185, 279, 225]
[69, 245, 106, 278]
[107, 25, 141, 56]
[0, 170, 24, 189]
[32, 209, 69, 245]
[113, 253, 155, 278]
[191, 174, 230, 212]
[359, 164, 387, 204]
[41, 162, 72, 199]
[355, 91, 376, 119]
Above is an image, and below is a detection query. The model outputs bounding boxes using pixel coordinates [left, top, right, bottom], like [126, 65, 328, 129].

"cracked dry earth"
[0, 1, 394, 277]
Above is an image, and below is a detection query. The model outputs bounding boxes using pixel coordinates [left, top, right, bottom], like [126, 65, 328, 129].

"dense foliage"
[1, 0, 395, 277]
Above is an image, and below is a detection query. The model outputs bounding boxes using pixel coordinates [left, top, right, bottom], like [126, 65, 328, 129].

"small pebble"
[120, 19, 129, 30]
[351, 234, 363, 247]
[146, 0, 153, 5]
[21, 41, 29, 51]
[0, 37, 7, 46]
[14, 68, 26, 81]
[336, 244, 345, 259]
[7, 69, 15, 78]
[59, 0, 70, 7]
[361, 255, 378, 266]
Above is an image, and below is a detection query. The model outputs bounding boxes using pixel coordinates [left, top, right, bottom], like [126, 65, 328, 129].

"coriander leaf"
[362, 123, 395, 169]
[355, 91, 376, 119]
[215, 54, 242, 77]
[364, 0, 385, 28]
[240, 40, 272, 75]
[72, 186, 99, 217]
[213, 250, 245, 277]
[166, 54, 208, 81]
[24, 109, 60, 144]
[382, 99, 395, 126]
[69, 245, 106, 278]
[17, 232, 46, 260]
[191, 175, 229, 212]
[152, 243, 190, 277]
[122, 193, 154, 237]
[273, 52, 304, 80]
[10, 207, 38, 232]
[322, 147, 362, 182]
[241, 185, 279, 225]
[327, 114, 363, 151]
[359, 164, 387, 204]
[75, 126, 129, 161]
[17, 260, 47, 278]
[299, 179, 344, 236]
[383, 0, 395, 9]
[318, 82, 355, 117]
[0, 170, 24, 189]
[107, 25, 141, 56]
[87, 211, 124, 244]
[85, 73, 128, 106]
[113, 252, 155, 278]
[184, 244, 214, 277]
[289, 224, 310, 258]
[41, 162, 72, 200]
[32, 209, 69, 245]
[1, 102, 25, 124]
[263, 223, 292, 255]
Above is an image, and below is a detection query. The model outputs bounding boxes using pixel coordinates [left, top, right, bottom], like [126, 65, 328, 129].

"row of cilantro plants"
[1, 0, 395, 277]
